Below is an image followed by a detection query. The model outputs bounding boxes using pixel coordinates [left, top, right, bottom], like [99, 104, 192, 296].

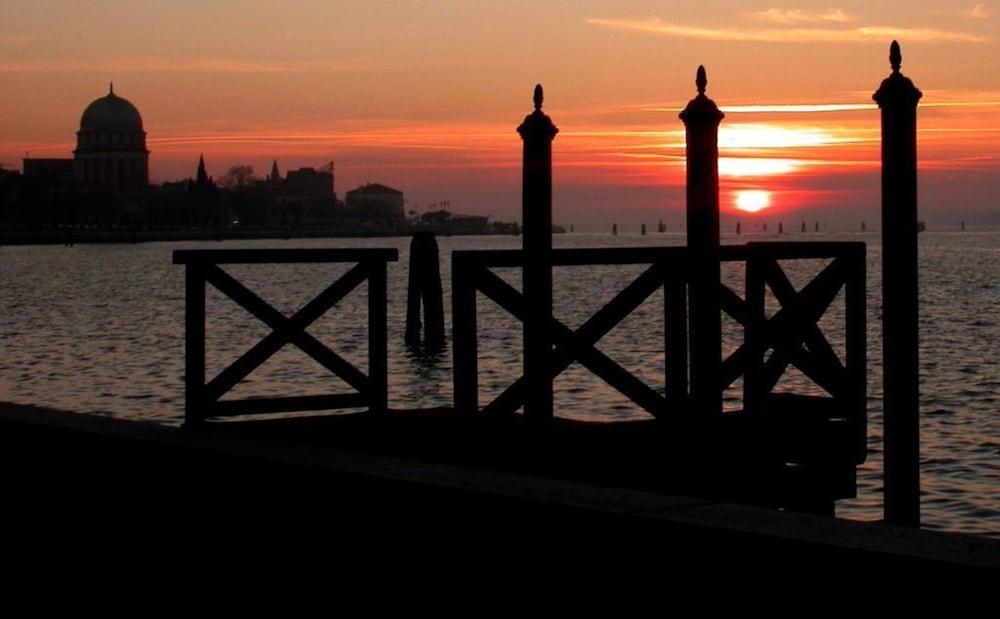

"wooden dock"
[1, 46, 971, 614]
[1, 402, 995, 615]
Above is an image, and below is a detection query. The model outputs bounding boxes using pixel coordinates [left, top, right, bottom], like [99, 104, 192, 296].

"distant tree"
[218, 165, 256, 189]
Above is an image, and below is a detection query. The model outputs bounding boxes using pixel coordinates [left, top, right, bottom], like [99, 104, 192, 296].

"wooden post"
[184, 262, 206, 425]
[368, 259, 388, 415]
[664, 269, 688, 412]
[405, 237, 422, 347]
[845, 246, 868, 465]
[743, 254, 766, 416]
[517, 84, 558, 420]
[452, 257, 479, 414]
[680, 66, 724, 417]
[405, 232, 445, 352]
[874, 41, 922, 527]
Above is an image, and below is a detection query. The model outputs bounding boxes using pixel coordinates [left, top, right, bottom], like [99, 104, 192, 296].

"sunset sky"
[1, 1, 998, 228]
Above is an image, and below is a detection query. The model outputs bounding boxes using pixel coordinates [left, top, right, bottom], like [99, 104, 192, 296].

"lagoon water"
[1, 231, 998, 537]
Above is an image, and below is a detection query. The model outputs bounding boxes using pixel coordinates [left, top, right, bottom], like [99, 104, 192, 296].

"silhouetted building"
[286, 167, 334, 199]
[418, 209, 489, 234]
[73, 84, 149, 192]
[196, 154, 212, 189]
[346, 183, 404, 225]
[144, 154, 222, 227]
[16, 157, 86, 227]
[22, 159, 75, 184]
[223, 160, 338, 227]
[0, 167, 23, 225]
[269, 160, 281, 187]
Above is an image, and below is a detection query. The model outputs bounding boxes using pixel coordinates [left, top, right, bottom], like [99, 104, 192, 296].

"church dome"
[79, 84, 144, 133]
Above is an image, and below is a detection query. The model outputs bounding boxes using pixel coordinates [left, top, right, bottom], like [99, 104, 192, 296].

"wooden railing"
[452, 241, 866, 463]
[173, 248, 397, 424]
[723, 242, 867, 464]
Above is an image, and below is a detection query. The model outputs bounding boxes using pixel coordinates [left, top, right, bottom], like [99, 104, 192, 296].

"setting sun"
[735, 190, 771, 213]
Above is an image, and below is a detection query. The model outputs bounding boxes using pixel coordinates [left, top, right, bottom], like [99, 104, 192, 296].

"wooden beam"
[664, 269, 688, 411]
[173, 248, 398, 265]
[209, 393, 367, 417]
[202, 263, 369, 401]
[368, 260, 388, 415]
[451, 243, 864, 271]
[451, 258, 479, 415]
[476, 267, 667, 417]
[184, 264, 206, 425]
[845, 250, 868, 463]
[719, 283, 751, 327]
[720, 344, 746, 392]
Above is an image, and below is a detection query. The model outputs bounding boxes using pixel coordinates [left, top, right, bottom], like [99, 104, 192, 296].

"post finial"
[890, 41, 902, 73]
[518, 83, 557, 140]
[696, 66, 707, 95]
[109, 82, 114, 96]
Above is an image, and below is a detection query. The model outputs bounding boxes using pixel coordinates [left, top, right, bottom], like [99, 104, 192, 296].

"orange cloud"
[752, 8, 856, 24]
[0, 56, 382, 74]
[586, 17, 990, 44]
[964, 4, 990, 20]
[719, 157, 809, 177]
[722, 103, 875, 113]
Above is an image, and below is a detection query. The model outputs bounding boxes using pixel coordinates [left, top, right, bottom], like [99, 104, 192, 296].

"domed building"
[73, 83, 149, 192]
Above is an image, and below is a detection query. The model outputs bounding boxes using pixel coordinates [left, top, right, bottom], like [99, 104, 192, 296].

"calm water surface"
[1, 232, 998, 537]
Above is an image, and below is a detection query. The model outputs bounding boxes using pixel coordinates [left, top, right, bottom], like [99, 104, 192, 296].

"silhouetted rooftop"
[347, 183, 402, 195]
[79, 83, 144, 133]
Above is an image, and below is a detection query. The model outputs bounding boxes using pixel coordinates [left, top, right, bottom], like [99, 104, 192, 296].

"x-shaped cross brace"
[738, 257, 849, 399]
[200, 263, 370, 402]
[473, 263, 670, 418]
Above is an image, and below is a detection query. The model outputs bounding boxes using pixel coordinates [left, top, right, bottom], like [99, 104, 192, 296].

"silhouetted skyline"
[1, 2, 998, 226]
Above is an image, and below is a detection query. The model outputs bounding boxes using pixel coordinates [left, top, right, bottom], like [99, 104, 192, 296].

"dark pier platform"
[2, 402, 996, 615]
[196, 404, 857, 514]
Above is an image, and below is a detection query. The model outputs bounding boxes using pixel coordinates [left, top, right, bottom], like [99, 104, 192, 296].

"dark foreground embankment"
[0, 402, 995, 616]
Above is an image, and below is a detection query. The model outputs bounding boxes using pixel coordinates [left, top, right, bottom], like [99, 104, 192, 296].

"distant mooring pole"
[518, 84, 558, 419]
[680, 66, 724, 416]
[874, 41, 922, 527]
[405, 232, 445, 353]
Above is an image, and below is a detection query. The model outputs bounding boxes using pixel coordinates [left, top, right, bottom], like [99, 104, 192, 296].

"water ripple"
[1, 231, 998, 538]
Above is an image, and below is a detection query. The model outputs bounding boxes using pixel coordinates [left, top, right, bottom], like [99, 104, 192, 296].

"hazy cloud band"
[0, 57, 379, 74]
[587, 18, 990, 44]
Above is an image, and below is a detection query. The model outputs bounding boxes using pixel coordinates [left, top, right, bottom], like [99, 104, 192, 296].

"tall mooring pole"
[680, 66, 724, 416]
[518, 84, 558, 419]
[874, 41, 922, 527]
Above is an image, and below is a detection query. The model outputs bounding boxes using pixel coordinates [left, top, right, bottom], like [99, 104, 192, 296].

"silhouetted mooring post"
[680, 66, 724, 416]
[518, 84, 558, 419]
[405, 232, 445, 352]
[874, 41, 922, 527]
